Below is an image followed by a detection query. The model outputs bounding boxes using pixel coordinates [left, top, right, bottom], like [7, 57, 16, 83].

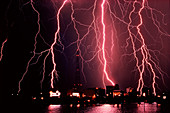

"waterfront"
[8, 102, 169, 113]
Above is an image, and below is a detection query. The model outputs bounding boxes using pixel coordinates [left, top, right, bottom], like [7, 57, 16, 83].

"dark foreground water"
[7, 102, 170, 113]
[45, 103, 160, 113]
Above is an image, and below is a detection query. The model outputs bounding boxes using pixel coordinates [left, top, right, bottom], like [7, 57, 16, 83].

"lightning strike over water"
[18, 0, 41, 93]
[126, 0, 169, 96]
[101, 0, 115, 87]
[50, 0, 68, 89]
[2, 0, 170, 95]
[135, 0, 155, 95]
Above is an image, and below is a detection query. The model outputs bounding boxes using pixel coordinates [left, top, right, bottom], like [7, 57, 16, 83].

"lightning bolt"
[0, 38, 8, 62]
[18, 0, 69, 92]
[101, 0, 115, 87]
[68, 0, 115, 87]
[50, 0, 68, 88]
[126, 0, 169, 96]
[135, 0, 151, 95]
[127, 0, 145, 96]
[69, 0, 90, 84]
[18, 0, 40, 93]
[13, 0, 169, 95]
[105, 0, 169, 95]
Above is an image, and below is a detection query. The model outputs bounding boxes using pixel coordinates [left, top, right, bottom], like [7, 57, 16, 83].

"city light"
[41, 97, 44, 100]
[77, 104, 80, 107]
[32, 97, 36, 100]
[70, 104, 73, 107]
[50, 90, 61, 97]
[163, 96, 166, 100]
[72, 92, 80, 97]
[92, 94, 96, 99]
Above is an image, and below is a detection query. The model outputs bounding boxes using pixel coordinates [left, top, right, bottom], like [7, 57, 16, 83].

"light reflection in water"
[84, 104, 121, 113]
[137, 102, 160, 112]
[48, 105, 61, 113]
[46, 103, 162, 113]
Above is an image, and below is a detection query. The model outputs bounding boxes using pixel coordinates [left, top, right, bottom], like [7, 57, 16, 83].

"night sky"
[1, 0, 170, 99]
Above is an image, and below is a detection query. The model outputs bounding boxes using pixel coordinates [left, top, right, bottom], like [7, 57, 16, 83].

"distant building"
[126, 87, 133, 93]
[96, 88, 105, 97]
[67, 49, 83, 97]
[106, 84, 119, 97]
[113, 90, 122, 97]
[83, 88, 96, 98]
[74, 49, 81, 88]
[49, 90, 61, 98]
[83, 87, 105, 98]
[114, 84, 120, 90]
[106, 86, 114, 97]
[142, 87, 151, 97]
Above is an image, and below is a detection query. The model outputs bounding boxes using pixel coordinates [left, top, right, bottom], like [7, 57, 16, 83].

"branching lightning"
[18, 0, 69, 91]
[50, 0, 68, 89]
[18, 0, 40, 93]
[2, 0, 169, 95]
[126, 0, 169, 96]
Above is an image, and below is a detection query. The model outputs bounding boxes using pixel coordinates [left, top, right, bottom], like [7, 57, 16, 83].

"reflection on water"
[137, 102, 161, 112]
[45, 103, 162, 113]
[84, 104, 121, 113]
[48, 105, 61, 113]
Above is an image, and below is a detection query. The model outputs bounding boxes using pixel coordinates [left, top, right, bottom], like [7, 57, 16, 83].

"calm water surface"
[43, 102, 165, 113]
[9, 102, 169, 113]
